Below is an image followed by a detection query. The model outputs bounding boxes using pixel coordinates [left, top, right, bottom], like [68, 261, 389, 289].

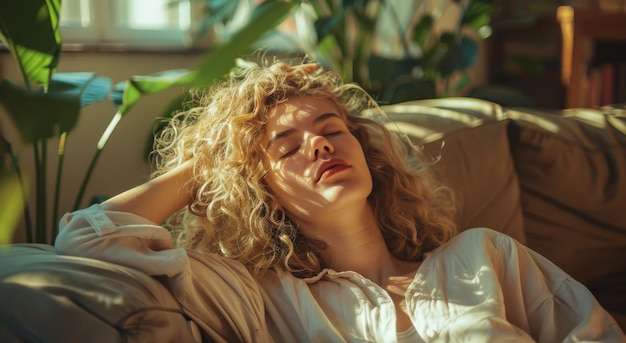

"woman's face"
[263, 95, 373, 225]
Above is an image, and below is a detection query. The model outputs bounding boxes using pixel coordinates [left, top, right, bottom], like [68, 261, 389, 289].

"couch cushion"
[380, 97, 526, 243]
[507, 107, 626, 290]
[0, 244, 197, 343]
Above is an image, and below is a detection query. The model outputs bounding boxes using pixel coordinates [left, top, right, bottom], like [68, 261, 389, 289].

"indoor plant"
[305, 0, 494, 103]
[201, 0, 493, 103]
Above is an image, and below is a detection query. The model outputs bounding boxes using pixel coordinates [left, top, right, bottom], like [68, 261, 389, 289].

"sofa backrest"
[506, 107, 626, 299]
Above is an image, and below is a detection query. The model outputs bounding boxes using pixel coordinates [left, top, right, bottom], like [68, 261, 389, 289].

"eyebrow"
[266, 112, 340, 149]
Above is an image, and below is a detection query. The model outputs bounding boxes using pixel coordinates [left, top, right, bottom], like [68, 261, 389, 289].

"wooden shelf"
[486, 12, 565, 109]
[557, 6, 626, 108]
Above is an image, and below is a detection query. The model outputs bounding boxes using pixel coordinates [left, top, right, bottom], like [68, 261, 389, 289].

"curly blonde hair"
[152, 62, 456, 278]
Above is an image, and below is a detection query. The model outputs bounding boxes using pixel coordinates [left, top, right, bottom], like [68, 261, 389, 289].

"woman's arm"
[101, 161, 194, 224]
[54, 161, 195, 277]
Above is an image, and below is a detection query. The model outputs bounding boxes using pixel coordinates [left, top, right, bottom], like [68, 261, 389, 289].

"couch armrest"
[0, 244, 198, 343]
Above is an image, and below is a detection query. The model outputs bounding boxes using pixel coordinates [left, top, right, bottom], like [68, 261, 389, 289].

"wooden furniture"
[487, 11, 565, 109]
[557, 6, 626, 108]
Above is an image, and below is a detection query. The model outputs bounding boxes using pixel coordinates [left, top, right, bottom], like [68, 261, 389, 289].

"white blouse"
[55, 205, 625, 343]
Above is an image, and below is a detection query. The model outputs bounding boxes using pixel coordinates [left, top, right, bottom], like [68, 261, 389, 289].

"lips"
[315, 159, 351, 183]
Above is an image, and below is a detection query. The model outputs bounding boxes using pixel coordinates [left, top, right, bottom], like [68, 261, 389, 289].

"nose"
[308, 135, 334, 160]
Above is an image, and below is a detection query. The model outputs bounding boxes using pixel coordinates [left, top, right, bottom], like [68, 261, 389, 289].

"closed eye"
[277, 130, 342, 159]
[324, 130, 343, 137]
[280, 146, 300, 158]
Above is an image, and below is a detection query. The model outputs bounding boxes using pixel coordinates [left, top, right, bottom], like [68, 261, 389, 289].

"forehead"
[266, 96, 343, 130]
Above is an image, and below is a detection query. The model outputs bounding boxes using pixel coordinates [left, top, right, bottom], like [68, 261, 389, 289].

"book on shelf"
[617, 62, 626, 104]
[601, 63, 615, 106]
[585, 66, 602, 108]
[584, 62, 626, 107]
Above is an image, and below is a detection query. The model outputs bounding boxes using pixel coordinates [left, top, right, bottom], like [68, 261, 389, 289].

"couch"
[1, 97, 625, 342]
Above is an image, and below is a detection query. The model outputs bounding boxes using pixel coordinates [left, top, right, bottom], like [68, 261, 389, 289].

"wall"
[1, 50, 201, 242]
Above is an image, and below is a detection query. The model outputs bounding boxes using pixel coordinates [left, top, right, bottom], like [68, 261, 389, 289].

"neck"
[296, 202, 416, 284]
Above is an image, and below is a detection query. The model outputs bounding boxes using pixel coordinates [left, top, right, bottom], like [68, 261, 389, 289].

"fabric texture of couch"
[1, 97, 625, 342]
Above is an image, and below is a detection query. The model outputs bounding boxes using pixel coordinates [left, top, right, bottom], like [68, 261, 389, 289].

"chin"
[320, 185, 370, 208]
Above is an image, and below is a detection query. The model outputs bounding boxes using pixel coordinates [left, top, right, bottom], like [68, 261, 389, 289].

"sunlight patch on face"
[267, 166, 330, 218]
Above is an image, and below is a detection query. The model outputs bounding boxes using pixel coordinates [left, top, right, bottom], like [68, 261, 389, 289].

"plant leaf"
[0, 0, 62, 88]
[314, 15, 344, 41]
[383, 78, 437, 104]
[458, 36, 478, 70]
[110, 69, 196, 115]
[453, 72, 470, 94]
[0, 172, 25, 244]
[0, 79, 81, 143]
[130, 69, 197, 94]
[193, 0, 298, 87]
[197, 0, 240, 36]
[49, 72, 113, 107]
[315, 33, 345, 78]
[434, 35, 479, 78]
[462, 0, 494, 29]
[412, 14, 434, 48]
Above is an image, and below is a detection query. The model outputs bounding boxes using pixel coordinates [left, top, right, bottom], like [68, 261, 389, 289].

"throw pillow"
[507, 108, 626, 288]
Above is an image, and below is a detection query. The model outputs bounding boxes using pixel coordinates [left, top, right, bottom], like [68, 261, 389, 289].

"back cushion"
[507, 108, 626, 293]
[380, 98, 526, 243]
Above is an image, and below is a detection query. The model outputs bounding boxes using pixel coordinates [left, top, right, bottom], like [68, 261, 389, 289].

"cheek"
[265, 160, 296, 197]
[265, 159, 311, 201]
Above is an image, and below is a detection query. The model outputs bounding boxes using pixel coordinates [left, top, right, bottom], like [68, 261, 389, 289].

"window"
[60, 0, 199, 48]
[211, 0, 316, 53]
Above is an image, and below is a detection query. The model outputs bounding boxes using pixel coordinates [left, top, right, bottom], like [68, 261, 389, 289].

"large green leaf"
[412, 14, 434, 48]
[193, 0, 298, 87]
[49, 72, 113, 107]
[315, 33, 345, 78]
[462, 0, 494, 29]
[314, 14, 345, 42]
[198, 0, 240, 37]
[110, 69, 196, 116]
[0, 79, 81, 143]
[0, 0, 62, 88]
[0, 172, 25, 244]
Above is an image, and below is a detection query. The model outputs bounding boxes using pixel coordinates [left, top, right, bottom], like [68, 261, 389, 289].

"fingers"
[276, 62, 319, 74]
[299, 63, 318, 72]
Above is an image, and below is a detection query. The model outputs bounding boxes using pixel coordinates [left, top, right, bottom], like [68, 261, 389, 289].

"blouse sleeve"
[54, 204, 271, 343]
[55, 204, 188, 277]
[489, 229, 625, 342]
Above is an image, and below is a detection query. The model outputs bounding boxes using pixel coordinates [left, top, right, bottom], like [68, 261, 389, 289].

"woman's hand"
[272, 62, 318, 74]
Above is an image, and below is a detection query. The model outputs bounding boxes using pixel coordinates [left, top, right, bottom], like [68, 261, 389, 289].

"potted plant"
[306, 0, 494, 103]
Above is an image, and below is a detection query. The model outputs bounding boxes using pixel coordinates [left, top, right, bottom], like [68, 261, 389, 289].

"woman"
[55, 62, 624, 342]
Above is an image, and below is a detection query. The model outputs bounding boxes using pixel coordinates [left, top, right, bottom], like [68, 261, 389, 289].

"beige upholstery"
[0, 244, 197, 343]
[507, 107, 626, 318]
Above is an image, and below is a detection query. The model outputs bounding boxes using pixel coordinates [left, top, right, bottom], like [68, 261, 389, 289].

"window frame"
[60, 0, 207, 50]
